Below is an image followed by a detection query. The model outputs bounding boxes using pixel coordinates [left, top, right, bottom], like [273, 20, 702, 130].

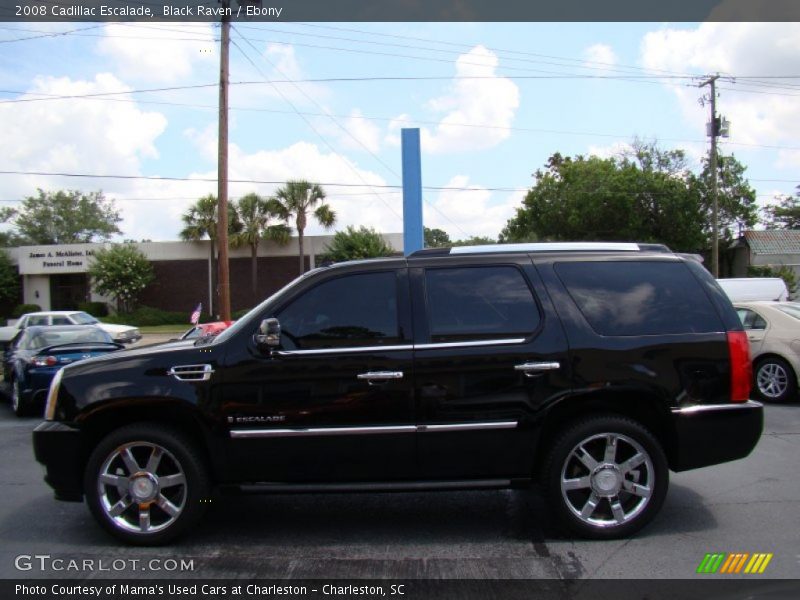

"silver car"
[735, 301, 800, 403]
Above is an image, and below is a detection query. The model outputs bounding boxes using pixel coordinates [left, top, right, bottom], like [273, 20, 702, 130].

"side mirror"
[255, 317, 281, 350]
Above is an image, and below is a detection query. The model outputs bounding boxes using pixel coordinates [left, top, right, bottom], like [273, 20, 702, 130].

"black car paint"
[34, 251, 763, 501]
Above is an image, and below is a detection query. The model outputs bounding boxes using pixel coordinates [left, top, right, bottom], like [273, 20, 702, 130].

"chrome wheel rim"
[757, 362, 788, 399]
[97, 442, 187, 534]
[560, 432, 654, 528]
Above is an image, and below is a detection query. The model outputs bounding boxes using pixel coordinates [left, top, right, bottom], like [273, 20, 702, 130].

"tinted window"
[276, 271, 401, 350]
[52, 316, 71, 325]
[27, 316, 49, 326]
[556, 261, 722, 336]
[425, 266, 539, 343]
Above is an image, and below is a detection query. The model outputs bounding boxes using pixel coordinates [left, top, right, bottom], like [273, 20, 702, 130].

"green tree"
[748, 264, 799, 297]
[424, 227, 451, 248]
[0, 249, 19, 307]
[179, 195, 242, 314]
[233, 193, 291, 305]
[88, 244, 154, 313]
[695, 152, 758, 242]
[10, 189, 122, 244]
[321, 226, 395, 262]
[501, 148, 706, 251]
[451, 236, 497, 247]
[765, 186, 800, 229]
[273, 180, 336, 274]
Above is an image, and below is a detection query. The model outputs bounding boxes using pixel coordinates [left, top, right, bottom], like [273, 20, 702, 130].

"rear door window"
[736, 308, 767, 330]
[424, 266, 540, 343]
[555, 261, 723, 336]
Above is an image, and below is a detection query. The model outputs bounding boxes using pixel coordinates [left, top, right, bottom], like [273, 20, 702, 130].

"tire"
[11, 378, 27, 417]
[542, 415, 668, 540]
[754, 357, 797, 403]
[84, 423, 211, 545]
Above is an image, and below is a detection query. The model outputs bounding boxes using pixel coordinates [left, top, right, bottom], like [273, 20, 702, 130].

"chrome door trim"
[671, 400, 763, 414]
[275, 344, 413, 356]
[274, 338, 527, 355]
[418, 421, 518, 432]
[230, 425, 417, 439]
[230, 420, 519, 438]
[414, 338, 526, 350]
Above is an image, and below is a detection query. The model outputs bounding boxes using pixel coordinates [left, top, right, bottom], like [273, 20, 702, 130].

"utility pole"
[699, 74, 720, 278]
[216, 0, 231, 321]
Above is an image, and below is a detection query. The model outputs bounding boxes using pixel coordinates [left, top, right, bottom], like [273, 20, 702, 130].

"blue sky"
[1, 21, 798, 242]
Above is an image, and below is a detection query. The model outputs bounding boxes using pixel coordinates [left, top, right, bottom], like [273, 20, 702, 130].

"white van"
[717, 277, 789, 302]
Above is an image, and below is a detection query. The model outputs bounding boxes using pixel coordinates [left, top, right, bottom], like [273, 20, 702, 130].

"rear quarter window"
[555, 260, 723, 336]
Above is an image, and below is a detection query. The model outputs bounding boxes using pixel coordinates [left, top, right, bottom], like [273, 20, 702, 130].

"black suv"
[33, 243, 763, 544]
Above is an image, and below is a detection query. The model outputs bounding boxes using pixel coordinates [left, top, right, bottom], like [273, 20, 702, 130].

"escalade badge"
[228, 415, 286, 424]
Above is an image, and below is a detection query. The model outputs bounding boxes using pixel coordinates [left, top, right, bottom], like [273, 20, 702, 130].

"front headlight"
[44, 367, 64, 421]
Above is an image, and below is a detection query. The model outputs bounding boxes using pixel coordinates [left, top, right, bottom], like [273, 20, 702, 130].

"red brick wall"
[137, 256, 309, 314]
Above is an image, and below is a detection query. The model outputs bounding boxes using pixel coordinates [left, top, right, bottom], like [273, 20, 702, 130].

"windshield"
[212, 268, 328, 345]
[71, 312, 98, 324]
[775, 303, 800, 321]
[26, 328, 111, 349]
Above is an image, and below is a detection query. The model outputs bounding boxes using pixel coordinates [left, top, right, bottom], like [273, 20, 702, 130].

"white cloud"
[0, 74, 166, 192]
[640, 23, 800, 166]
[0, 74, 174, 240]
[230, 43, 331, 108]
[316, 109, 383, 154]
[584, 44, 617, 70]
[385, 45, 519, 154]
[97, 23, 216, 83]
[422, 175, 522, 239]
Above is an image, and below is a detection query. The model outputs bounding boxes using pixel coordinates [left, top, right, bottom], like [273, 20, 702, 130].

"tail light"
[727, 331, 752, 403]
[32, 355, 58, 367]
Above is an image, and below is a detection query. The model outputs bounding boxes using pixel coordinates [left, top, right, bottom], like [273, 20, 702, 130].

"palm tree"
[180, 194, 242, 314]
[274, 180, 336, 274]
[233, 193, 292, 305]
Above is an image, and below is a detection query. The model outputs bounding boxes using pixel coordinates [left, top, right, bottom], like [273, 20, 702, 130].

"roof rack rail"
[409, 242, 656, 257]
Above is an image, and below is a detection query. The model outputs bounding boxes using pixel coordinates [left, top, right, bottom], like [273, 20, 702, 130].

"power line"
[1, 169, 793, 188]
[3, 87, 798, 153]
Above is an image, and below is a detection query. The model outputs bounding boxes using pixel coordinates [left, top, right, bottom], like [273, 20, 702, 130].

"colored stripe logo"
[697, 553, 773, 574]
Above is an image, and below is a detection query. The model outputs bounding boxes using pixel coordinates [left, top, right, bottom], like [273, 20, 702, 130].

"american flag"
[190, 303, 202, 325]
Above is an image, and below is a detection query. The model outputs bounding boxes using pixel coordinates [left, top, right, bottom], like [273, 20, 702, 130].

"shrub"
[110, 306, 213, 326]
[78, 301, 109, 317]
[232, 308, 252, 320]
[88, 244, 154, 313]
[12, 303, 41, 318]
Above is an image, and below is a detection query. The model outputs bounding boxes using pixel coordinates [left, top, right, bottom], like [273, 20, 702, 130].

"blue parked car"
[3, 325, 123, 417]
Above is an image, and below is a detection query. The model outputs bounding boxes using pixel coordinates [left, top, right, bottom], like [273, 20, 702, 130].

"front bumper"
[669, 400, 763, 472]
[32, 421, 84, 502]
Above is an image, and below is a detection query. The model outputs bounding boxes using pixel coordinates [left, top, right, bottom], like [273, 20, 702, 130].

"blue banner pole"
[401, 128, 424, 256]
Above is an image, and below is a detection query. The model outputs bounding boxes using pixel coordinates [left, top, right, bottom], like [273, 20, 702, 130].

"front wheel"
[542, 415, 668, 539]
[754, 357, 797, 403]
[84, 424, 211, 545]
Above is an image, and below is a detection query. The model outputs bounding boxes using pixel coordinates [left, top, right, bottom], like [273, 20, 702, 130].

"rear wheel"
[542, 415, 668, 539]
[84, 424, 210, 545]
[754, 357, 797, 403]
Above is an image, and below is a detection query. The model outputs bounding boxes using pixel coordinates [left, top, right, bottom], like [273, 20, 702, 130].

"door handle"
[357, 371, 404, 384]
[514, 362, 560, 377]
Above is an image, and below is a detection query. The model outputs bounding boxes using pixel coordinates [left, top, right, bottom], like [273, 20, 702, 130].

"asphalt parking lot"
[0, 388, 798, 583]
